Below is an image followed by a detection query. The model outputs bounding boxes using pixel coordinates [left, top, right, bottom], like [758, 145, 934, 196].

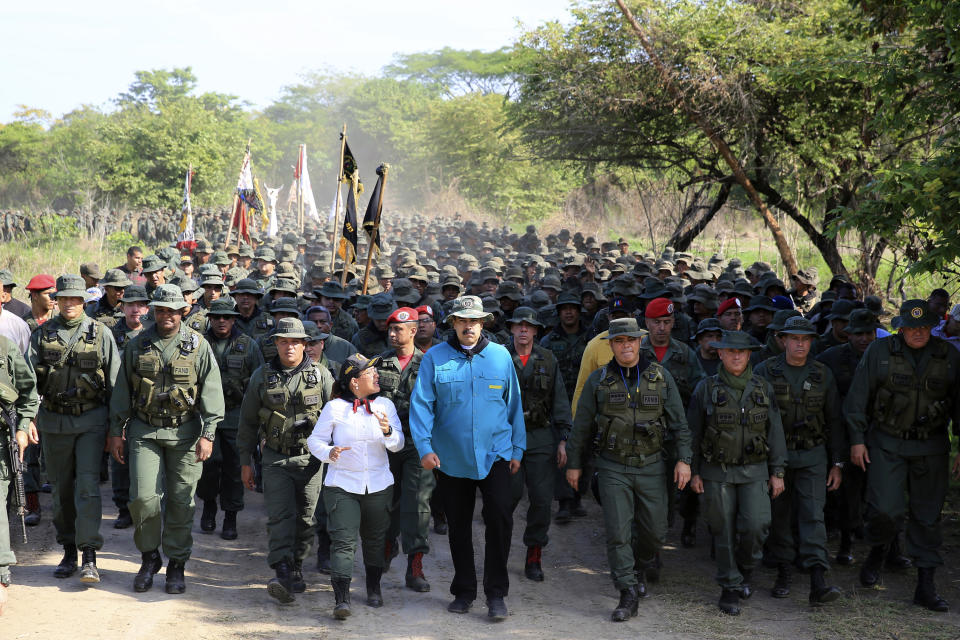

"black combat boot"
[406, 552, 430, 591]
[524, 546, 544, 582]
[133, 550, 162, 592]
[571, 493, 587, 517]
[365, 565, 383, 607]
[79, 547, 100, 584]
[913, 567, 949, 612]
[332, 576, 352, 619]
[220, 511, 238, 541]
[165, 559, 186, 594]
[114, 507, 133, 530]
[611, 586, 639, 622]
[635, 567, 648, 599]
[267, 560, 295, 603]
[885, 534, 913, 571]
[681, 518, 696, 548]
[54, 544, 78, 578]
[771, 563, 791, 598]
[835, 529, 854, 565]
[809, 565, 842, 605]
[291, 560, 306, 593]
[200, 500, 217, 533]
[718, 588, 741, 616]
[645, 552, 661, 583]
[859, 544, 885, 587]
[316, 529, 332, 574]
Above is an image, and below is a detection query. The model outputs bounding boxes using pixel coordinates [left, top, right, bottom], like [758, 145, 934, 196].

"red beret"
[26, 274, 56, 291]
[387, 307, 419, 325]
[645, 297, 674, 319]
[415, 305, 434, 319]
[717, 297, 742, 316]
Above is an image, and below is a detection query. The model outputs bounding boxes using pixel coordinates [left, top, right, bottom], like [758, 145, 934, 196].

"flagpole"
[362, 164, 388, 295]
[225, 139, 251, 248]
[297, 144, 304, 233]
[329, 124, 347, 274]
[340, 176, 357, 288]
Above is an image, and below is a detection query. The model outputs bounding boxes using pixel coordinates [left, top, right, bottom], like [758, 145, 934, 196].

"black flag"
[338, 179, 358, 264]
[362, 166, 384, 255]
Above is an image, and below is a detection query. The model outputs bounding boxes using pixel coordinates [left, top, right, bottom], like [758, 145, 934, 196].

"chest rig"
[131, 329, 201, 427]
[37, 319, 106, 415]
[872, 337, 951, 440]
[513, 347, 554, 431]
[592, 361, 667, 467]
[258, 361, 327, 455]
[766, 357, 827, 450]
[701, 376, 771, 465]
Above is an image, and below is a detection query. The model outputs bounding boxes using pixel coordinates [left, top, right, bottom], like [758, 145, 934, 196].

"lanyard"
[617, 364, 641, 409]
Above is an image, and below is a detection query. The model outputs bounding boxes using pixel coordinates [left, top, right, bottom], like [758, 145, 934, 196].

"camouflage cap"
[445, 295, 491, 322]
[269, 297, 300, 315]
[256, 247, 277, 262]
[207, 296, 240, 316]
[199, 273, 224, 287]
[844, 309, 880, 335]
[54, 274, 90, 300]
[121, 284, 149, 303]
[778, 316, 818, 336]
[141, 255, 166, 273]
[693, 317, 723, 338]
[302, 320, 330, 343]
[368, 292, 398, 321]
[0, 269, 16, 287]
[494, 281, 523, 301]
[149, 284, 189, 310]
[273, 317, 310, 340]
[316, 281, 349, 300]
[506, 306, 544, 328]
[602, 318, 647, 339]
[390, 278, 420, 305]
[233, 279, 263, 296]
[171, 275, 200, 294]
[709, 330, 762, 351]
[100, 268, 132, 288]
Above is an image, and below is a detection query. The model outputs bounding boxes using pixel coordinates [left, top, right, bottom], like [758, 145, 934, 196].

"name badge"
[608, 392, 626, 404]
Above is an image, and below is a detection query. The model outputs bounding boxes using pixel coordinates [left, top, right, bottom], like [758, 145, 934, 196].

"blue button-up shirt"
[410, 339, 525, 480]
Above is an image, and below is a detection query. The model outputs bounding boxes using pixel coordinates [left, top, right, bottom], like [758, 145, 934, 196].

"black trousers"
[437, 460, 513, 600]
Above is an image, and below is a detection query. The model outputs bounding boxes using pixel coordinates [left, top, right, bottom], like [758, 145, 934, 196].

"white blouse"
[307, 396, 404, 494]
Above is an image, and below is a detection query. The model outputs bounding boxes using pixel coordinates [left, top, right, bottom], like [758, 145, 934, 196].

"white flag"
[177, 169, 194, 242]
[298, 145, 320, 222]
[264, 184, 282, 238]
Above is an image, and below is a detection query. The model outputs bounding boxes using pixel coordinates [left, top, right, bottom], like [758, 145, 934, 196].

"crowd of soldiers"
[0, 212, 959, 622]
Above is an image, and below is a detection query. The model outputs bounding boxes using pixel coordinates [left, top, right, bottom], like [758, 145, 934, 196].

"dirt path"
[4, 484, 960, 640]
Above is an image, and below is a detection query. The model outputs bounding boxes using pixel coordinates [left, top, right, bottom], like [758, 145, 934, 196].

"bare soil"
[4, 484, 960, 640]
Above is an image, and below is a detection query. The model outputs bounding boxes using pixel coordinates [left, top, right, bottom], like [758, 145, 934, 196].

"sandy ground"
[4, 483, 960, 640]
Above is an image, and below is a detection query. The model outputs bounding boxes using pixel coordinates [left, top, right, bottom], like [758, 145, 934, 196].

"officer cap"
[53, 274, 90, 301]
[207, 296, 240, 316]
[149, 284, 189, 310]
[898, 299, 938, 328]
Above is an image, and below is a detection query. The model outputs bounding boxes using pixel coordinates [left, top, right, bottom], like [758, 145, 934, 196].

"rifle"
[3, 405, 27, 543]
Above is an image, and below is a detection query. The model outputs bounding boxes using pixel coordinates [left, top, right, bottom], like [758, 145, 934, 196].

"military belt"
[135, 410, 187, 428]
[41, 397, 99, 416]
[599, 449, 661, 468]
[266, 444, 309, 457]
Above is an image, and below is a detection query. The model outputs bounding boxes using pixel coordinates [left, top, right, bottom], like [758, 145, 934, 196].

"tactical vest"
[238, 311, 273, 341]
[185, 309, 208, 334]
[872, 337, 952, 439]
[766, 358, 828, 450]
[0, 339, 18, 409]
[700, 376, 771, 465]
[592, 362, 667, 466]
[545, 330, 588, 396]
[513, 347, 555, 431]
[131, 328, 202, 427]
[259, 334, 278, 361]
[354, 328, 388, 358]
[211, 331, 256, 410]
[257, 361, 328, 455]
[36, 319, 107, 415]
[376, 351, 421, 431]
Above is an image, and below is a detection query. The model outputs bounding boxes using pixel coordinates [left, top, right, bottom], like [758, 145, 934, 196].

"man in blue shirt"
[410, 295, 525, 622]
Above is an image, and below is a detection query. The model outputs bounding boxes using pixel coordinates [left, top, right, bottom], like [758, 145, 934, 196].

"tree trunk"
[668, 180, 732, 251]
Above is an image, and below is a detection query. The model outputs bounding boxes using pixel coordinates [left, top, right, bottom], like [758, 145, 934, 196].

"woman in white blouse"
[307, 353, 403, 620]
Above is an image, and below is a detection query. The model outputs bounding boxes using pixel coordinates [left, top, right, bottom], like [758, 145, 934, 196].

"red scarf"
[352, 398, 372, 414]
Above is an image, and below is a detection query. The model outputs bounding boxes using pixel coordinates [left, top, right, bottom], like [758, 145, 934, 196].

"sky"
[3, 0, 573, 123]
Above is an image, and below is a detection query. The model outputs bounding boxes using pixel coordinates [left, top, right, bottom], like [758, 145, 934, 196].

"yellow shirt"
[571, 330, 612, 418]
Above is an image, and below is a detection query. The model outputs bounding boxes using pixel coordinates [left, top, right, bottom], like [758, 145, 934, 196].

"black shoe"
[134, 550, 163, 592]
[555, 499, 572, 524]
[316, 530, 332, 574]
[447, 596, 473, 614]
[332, 577, 352, 619]
[859, 545, 885, 588]
[681, 519, 696, 548]
[524, 546, 544, 582]
[771, 563, 791, 598]
[366, 565, 383, 607]
[165, 559, 186, 594]
[885, 535, 913, 571]
[914, 567, 949, 612]
[200, 501, 217, 533]
[719, 588, 741, 615]
[54, 545, 78, 579]
[221, 511, 238, 540]
[571, 494, 587, 517]
[487, 596, 508, 621]
[291, 560, 306, 594]
[835, 530, 854, 566]
[635, 568, 648, 599]
[738, 568, 753, 599]
[114, 508, 133, 530]
[809, 566, 841, 605]
[79, 547, 100, 584]
[267, 560, 295, 603]
[433, 512, 448, 535]
[611, 586, 639, 622]
[405, 553, 431, 592]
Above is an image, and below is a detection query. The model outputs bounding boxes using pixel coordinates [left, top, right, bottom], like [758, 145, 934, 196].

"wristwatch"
[833, 462, 845, 469]
[774, 470, 785, 479]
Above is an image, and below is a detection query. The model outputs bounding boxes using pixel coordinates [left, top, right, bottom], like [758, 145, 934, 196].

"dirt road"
[4, 484, 960, 640]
